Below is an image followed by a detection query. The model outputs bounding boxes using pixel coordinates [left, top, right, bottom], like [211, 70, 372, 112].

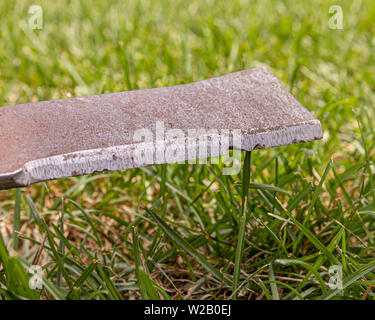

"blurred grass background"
[0, 0, 375, 300]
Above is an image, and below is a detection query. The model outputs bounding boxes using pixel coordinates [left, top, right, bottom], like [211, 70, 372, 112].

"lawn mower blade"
[0, 67, 322, 190]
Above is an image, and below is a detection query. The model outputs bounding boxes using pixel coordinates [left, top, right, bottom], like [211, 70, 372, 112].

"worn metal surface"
[0, 67, 322, 189]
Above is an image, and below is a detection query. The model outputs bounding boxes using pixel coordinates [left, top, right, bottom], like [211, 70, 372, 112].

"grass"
[0, 0, 375, 300]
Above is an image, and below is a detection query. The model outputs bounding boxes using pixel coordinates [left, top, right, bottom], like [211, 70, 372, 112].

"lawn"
[0, 0, 375, 300]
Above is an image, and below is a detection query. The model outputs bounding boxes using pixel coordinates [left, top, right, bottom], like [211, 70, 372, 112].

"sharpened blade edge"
[0, 121, 322, 190]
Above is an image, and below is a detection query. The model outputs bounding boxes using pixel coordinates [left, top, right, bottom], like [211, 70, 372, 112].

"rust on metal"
[0, 67, 322, 189]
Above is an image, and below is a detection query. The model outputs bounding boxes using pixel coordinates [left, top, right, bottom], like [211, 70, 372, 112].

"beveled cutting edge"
[0, 67, 322, 190]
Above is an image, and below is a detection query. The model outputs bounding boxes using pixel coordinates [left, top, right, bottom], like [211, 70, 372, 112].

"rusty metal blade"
[0, 67, 322, 190]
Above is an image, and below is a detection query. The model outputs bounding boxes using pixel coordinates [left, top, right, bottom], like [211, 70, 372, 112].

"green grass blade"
[95, 263, 122, 300]
[282, 205, 340, 265]
[268, 263, 280, 300]
[233, 151, 251, 298]
[26, 196, 46, 232]
[66, 261, 98, 299]
[319, 260, 375, 300]
[13, 189, 21, 251]
[132, 228, 160, 300]
[146, 208, 230, 285]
